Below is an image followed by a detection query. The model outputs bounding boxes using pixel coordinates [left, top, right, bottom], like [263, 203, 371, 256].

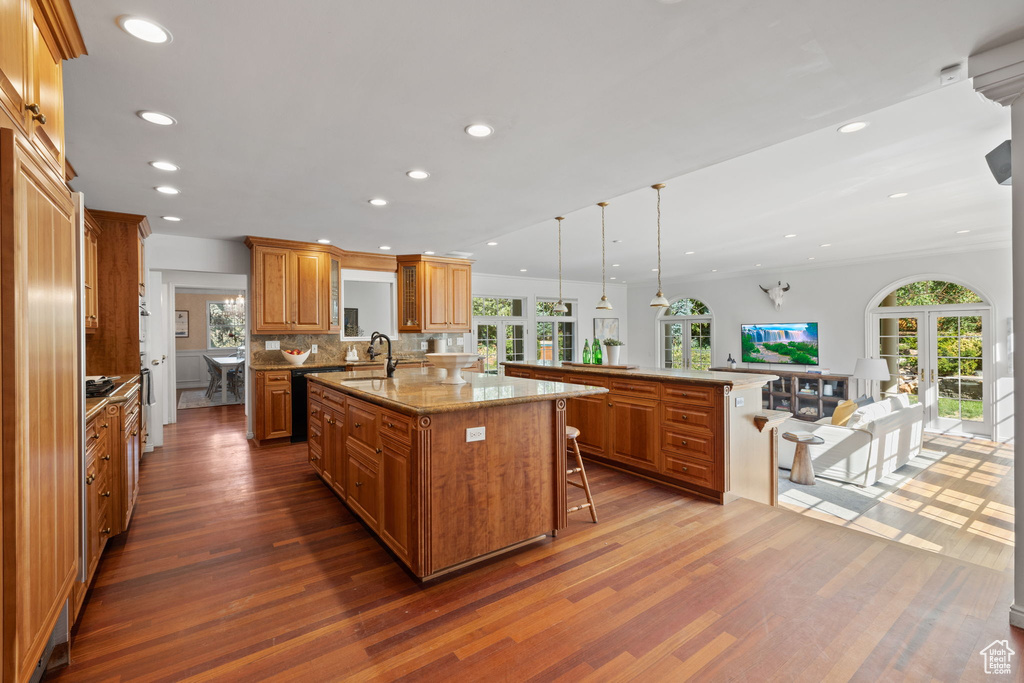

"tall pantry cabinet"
[0, 1, 86, 681]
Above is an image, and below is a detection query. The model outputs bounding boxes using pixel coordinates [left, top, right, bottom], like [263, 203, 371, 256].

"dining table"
[211, 356, 245, 404]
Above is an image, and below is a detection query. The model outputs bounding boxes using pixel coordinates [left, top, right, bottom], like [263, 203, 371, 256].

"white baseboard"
[1009, 603, 1024, 629]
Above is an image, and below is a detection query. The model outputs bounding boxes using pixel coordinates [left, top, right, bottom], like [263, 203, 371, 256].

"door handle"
[152, 360, 160, 365]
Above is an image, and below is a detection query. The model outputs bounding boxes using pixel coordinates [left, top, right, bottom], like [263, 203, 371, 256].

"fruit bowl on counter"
[280, 348, 310, 366]
[425, 352, 480, 385]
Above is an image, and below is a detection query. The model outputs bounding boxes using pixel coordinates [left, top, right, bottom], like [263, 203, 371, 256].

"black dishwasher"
[290, 366, 348, 442]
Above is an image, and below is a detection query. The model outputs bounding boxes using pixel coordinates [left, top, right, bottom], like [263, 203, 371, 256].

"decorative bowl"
[426, 352, 479, 385]
[280, 349, 310, 366]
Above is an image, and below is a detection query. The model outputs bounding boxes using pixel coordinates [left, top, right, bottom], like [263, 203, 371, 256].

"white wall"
[147, 235, 250, 274]
[626, 247, 1013, 441]
[473, 273, 629, 362]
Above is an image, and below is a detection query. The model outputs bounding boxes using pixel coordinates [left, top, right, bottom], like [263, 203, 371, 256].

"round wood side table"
[783, 431, 824, 485]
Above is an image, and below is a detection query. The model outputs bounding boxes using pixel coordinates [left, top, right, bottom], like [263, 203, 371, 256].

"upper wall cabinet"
[246, 237, 396, 336]
[0, 0, 85, 178]
[397, 256, 473, 333]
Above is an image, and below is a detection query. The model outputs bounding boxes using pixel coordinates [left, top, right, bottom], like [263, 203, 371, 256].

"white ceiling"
[64, 1, 1022, 283]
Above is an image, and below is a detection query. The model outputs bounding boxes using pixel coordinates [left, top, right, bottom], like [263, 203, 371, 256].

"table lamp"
[853, 357, 890, 399]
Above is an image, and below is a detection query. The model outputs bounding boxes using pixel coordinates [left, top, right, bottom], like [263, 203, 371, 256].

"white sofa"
[778, 394, 925, 486]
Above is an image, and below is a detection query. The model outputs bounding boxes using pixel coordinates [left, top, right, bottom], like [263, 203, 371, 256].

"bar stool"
[566, 426, 598, 523]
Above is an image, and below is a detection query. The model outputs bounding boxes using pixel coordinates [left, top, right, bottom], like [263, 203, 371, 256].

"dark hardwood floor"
[49, 405, 1021, 681]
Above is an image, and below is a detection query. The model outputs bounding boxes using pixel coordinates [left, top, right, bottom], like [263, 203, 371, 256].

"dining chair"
[203, 355, 222, 399]
[229, 361, 245, 401]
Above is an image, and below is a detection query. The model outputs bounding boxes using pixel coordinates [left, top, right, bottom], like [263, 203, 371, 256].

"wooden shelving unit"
[711, 367, 851, 422]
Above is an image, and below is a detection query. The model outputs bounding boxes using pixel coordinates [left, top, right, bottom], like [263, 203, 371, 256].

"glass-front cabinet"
[330, 255, 341, 331]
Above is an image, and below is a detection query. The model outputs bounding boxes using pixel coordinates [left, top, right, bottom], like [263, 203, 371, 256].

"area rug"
[778, 449, 944, 521]
[177, 389, 243, 409]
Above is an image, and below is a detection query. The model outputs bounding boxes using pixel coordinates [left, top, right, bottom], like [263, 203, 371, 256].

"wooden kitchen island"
[502, 361, 778, 505]
[306, 367, 608, 579]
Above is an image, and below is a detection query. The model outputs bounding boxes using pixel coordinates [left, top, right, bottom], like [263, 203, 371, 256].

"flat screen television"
[741, 322, 819, 365]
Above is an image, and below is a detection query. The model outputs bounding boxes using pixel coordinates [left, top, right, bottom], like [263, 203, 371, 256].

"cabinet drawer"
[661, 384, 715, 406]
[662, 402, 715, 431]
[347, 399, 379, 451]
[379, 409, 412, 444]
[323, 387, 346, 412]
[504, 367, 533, 379]
[308, 441, 323, 473]
[266, 370, 291, 384]
[86, 418, 109, 457]
[560, 374, 609, 389]
[122, 392, 141, 420]
[533, 371, 564, 382]
[663, 453, 716, 489]
[661, 427, 714, 462]
[609, 378, 660, 399]
[308, 419, 323, 452]
[308, 399, 323, 430]
[309, 382, 325, 399]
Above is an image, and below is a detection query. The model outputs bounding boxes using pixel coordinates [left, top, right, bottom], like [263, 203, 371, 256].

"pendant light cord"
[656, 186, 663, 294]
[601, 204, 607, 298]
[557, 217, 564, 303]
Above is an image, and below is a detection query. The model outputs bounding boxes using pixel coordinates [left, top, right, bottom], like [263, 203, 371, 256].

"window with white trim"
[659, 297, 712, 370]
[536, 299, 576, 362]
[473, 296, 527, 373]
[208, 299, 246, 349]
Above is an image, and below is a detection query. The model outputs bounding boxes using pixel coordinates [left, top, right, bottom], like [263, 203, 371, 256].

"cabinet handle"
[86, 474, 96, 485]
[681, 466, 689, 472]
[680, 414, 688, 420]
[386, 422, 394, 428]
[607, 403, 613, 407]
[101, 454, 110, 461]
[354, 422, 361, 428]
[89, 315, 97, 320]
[26, 103, 46, 123]
[355, 481, 363, 487]
[311, 454, 320, 461]
[101, 527, 111, 535]
[131, 430, 138, 436]
[375, 448, 382, 454]
[101, 491, 111, 498]
[680, 440, 687, 446]
[102, 423, 109, 429]
[91, 433, 100, 440]
[26, 103, 40, 114]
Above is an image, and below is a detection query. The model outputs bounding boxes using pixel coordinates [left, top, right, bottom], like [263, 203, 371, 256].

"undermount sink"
[426, 353, 479, 385]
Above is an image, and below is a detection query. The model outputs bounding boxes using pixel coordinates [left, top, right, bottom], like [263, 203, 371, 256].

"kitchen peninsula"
[306, 366, 608, 579]
[502, 361, 778, 505]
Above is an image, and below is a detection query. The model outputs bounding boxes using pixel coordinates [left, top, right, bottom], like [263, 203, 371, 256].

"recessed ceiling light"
[406, 170, 430, 180]
[808, 257, 816, 260]
[379, 245, 392, 250]
[465, 123, 494, 137]
[487, 241, 498, 246]
[161, 216, 181, 222]
[684, 251, 695, 255]
[956, 229, 971, 234]
[755, 263, 762, 267]
[612, 239, 622, 243]
[155, 186, 179, 194]
[838, 121, 868, 133]
[149, 160, 178, 171]
[519, 269, 528, 272]
[368, 198, 388, 206]
[118, 16, 171, 43]
[651, 268, 659, 272]
[611, 263, 620, 267]
[711, 269, 718, 272]
[820, 243, 832, 247]
[888, 192, 908, 199]
[317, 239, 331, 244]
[610, 276, 616, 280]
[423, 251, 435, 255]
[784, 234, 797, 238]
[137, 111, 175, 126]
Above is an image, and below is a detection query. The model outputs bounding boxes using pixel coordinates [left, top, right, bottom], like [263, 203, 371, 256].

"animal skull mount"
[760, 281, 790, 310]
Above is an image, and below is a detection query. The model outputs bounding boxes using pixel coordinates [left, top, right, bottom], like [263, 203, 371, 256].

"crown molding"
[969, 37, 1024, 106]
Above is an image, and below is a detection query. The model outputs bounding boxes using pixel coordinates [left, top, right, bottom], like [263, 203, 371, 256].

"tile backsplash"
[249, 332, 469, 365]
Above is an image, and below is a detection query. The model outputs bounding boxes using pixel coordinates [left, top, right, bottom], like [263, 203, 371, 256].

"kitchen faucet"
[367, 331, 399, 378]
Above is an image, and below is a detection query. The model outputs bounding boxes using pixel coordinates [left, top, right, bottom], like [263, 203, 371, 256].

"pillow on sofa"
[831, 399, 859, 426]
[888, 393, 911, 409]
[853, 394, 876, 407]
[847, 400, 895, 430]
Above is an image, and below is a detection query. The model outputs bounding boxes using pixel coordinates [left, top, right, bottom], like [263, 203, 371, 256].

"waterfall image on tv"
[741, 323, 819, 365]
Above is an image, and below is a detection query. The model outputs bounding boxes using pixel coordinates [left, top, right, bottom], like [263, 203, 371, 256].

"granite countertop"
[85, 377, 140, 420]
[249, 355, 431, 372]
[502, 361, 777, 390]
[308, 366, 608, 415]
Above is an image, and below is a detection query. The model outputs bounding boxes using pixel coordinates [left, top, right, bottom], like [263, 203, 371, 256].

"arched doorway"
[867, 278, 991, 436]
[658, 298, 713, 371]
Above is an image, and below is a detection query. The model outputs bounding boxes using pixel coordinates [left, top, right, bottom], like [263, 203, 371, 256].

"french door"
[661, 318, 712, 371]
[476, 321, 526, 373]
[874, 309, 990, 436]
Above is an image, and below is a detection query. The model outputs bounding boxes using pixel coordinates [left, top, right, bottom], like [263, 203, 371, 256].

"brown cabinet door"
[347, 451, 380, 531]
[137, 229, 145, 296]
[567, 394, 609, 458]
[84, 223, 98, 328]
[123, 411, 141, 530]
[262, 379, 292, 439]
[448, 263, 472, 331]
[0, 0, 29, 129]
[324, 407, 345, 498]
[608, 395, 661, 472]
[290, 250, 327, 331]
[253, 246, 290, 332]
[422, 261, 449, 331]
[397, 262, 420, 331]
[29, 20, 63, 170]
[379, 437, 410, 561]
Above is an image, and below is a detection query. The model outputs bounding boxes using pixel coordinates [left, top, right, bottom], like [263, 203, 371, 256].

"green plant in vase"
[603, 338, 624, 365]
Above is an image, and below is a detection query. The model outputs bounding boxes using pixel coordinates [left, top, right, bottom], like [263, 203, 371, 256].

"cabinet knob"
[26, 103, 45, 123]
[101, 527, 111, 535]
[101, 454, 110, 461]
[386, 422, 394, 428]
[355, 481, 363, 487]
[682, 466, 689, 472]
[102, 423, 109, 429]
[607, 403, 613, 408]
[681, 440, 687, 446]
[91, 433, 100, 440]
[311, 454, 320, 461]
[101, 491, 111, 498]
[131, 429, 138, 436]
[375, 447, 382, 454]
[26, 103, 40, 115]
[354, 422, 362, 428]
[89, 315, 97, 320]
[86, 474, 96, 485]
[681, 415, 688, 420]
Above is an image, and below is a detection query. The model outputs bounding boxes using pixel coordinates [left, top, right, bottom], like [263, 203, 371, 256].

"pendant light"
[553, 217, 568, 313]
[595, 202, 612, 310]
[649, 183, 669, 307]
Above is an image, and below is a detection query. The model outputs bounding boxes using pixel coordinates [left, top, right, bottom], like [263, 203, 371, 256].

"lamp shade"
[853, 358, 889, 381]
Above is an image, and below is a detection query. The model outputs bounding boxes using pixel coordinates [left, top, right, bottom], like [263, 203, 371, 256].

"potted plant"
[603, 338, 624, 365]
